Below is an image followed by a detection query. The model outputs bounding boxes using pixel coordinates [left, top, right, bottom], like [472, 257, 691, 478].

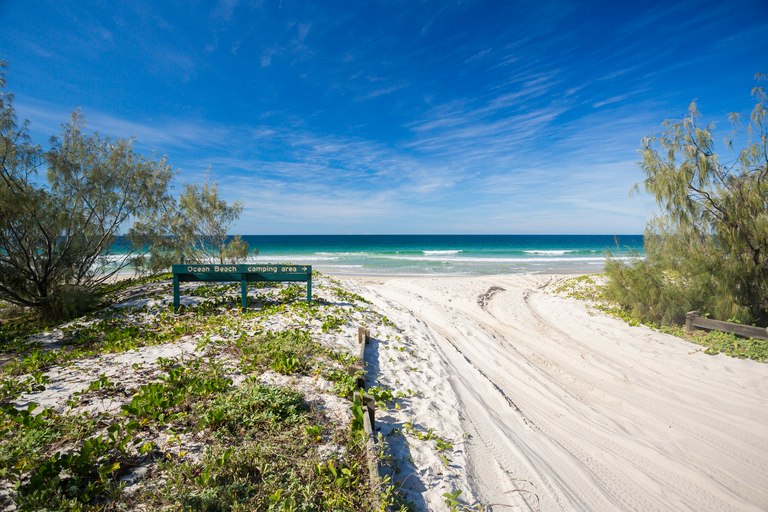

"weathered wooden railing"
[685, 311, 768, 340]
[348, 326, 384, 508]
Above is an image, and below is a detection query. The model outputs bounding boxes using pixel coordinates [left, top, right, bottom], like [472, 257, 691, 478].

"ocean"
[225, 234, 644, 276]
[112, 234, 643, 276]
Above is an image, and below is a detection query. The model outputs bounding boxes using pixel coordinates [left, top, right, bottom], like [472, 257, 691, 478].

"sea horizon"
[114, 234, 645, 277]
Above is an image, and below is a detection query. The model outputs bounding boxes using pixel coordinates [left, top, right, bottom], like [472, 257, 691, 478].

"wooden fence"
[348, 326, 385, 508]
[685, 311, 768, 340]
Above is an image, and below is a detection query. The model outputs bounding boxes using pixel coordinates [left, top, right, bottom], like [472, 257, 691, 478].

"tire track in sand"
[475, 283, 768, 510]
[429, 321, 681, 512]
[488, 287, 768, 486]
[377, 282, 624, 511]
[359, 275, 768, 512]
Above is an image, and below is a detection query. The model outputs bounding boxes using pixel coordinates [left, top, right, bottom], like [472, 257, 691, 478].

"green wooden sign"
[171, 264, 312, 312]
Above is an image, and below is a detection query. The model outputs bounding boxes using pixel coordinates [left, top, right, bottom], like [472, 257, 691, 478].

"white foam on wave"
[245, 254, 339, 262]
[315, 252, 372, 257]
[523, 250, 576, 255]
[380, 254, 640, 264]
[423, 250, 462, 255]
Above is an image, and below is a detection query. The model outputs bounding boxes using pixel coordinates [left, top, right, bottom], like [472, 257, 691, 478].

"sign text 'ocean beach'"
[172, 264, 312, 312]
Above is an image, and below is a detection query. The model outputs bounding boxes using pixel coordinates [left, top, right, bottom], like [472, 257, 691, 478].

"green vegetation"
[0, 62, 252, 321]
[604, 75, 768, 327]
[552, 275, 768, 362]
[129, 178, 256, 273]
[0, 273, 413, 510]
[0, 61, 174, 319]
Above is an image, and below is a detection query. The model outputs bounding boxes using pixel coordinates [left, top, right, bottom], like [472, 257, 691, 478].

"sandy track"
[344, 274, 768, 512]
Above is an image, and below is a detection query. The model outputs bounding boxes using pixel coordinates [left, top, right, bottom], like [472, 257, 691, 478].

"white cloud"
[593, 95, 628, 108]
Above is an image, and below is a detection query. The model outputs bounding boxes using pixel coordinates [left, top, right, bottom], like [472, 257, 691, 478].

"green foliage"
[443, 489, 463, 511]
[278, 283, 304, 303]
[0, 62, 175, 318]
[350, 394, 366, 432]
[324, 367, 362, 398]
[605, 76, 768, 327]
[40, 285, 97, 322]
[331, 286, 372, 304]
[0, 406, 93, 482]
[657, 324, 768, 361]
[141, 380, 378, 512]
[0, 273, 408, 510]
[554, 275, 768, 362]
[200, 384, 306, 435]
[550, 274, 604, 301]
[321, 315, 346, 333]
[16, 434, 120, 509]
[270, 350, 303, 374]
[603, 253, 692, 325]
[178, 179, 251, 264]
[234, 329, 319, 375]
[367, 385, 394, 409]
[0, 372, 49, 402]
[130, 177, 256, 273]
[121, 363, 232, 424]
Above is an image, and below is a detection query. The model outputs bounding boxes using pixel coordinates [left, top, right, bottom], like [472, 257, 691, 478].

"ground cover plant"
[551, 274, 768, 362]
[0, 272, 414, 511]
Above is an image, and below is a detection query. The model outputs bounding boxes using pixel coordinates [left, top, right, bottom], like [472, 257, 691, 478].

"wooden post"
[358, 337, 366, 365]
[357, 327, 367, 386]
[346, 326, 372, 390]
[173, 274, 180, 313]
[363, 406, 382, 509]
[353, 392, 376, 430]
[347, 364, 365, 389]
[686, 313, 768, 340]
[354, 391, 382, 508]
[240, 276, 248, 310]
[307, 273, 312, 302]
[362, 394, 376, 430]
[685, 311, 699, 334]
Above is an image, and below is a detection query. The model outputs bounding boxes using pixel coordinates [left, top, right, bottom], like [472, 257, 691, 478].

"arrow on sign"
[302, 266, 308, 271]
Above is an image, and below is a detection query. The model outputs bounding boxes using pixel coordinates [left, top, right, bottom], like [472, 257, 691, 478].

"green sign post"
[171, 264, 312, 313]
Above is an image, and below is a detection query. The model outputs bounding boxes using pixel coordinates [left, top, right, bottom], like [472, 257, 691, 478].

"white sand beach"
[337, 273, 768, 512]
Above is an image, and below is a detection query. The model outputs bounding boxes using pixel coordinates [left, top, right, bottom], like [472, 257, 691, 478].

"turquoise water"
[225, 234, 644, 276]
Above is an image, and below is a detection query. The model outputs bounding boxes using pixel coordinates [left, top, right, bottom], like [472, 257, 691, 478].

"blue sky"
[1, 0, 766, 234]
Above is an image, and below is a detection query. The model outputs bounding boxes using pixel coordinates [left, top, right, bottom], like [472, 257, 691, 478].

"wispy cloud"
[13, 97, 232, 151]
[357, 82, 410, 101]
[3, 0, 761, 234]
[464, 48, 492, 64]
[211, 0, 244, 22]
[593, 95, 628, 108]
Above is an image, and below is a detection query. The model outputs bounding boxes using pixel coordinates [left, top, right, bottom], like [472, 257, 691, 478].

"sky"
[0, 0, 766, 235]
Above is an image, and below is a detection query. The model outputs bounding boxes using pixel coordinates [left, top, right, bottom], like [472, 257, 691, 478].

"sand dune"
[340, 274, 768, 512]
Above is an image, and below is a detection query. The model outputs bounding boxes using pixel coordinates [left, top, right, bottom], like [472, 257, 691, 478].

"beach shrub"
[605, 75, 768, 327]
[39, 285, 96, 322]
[0, 62, 252, 317]
[0, 61, 176, 315]
[129, 178, 256, 273]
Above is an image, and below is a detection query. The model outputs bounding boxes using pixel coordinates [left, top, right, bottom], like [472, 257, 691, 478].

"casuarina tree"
[0, 62, 175, 318]
[604, 74, 768, 326]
